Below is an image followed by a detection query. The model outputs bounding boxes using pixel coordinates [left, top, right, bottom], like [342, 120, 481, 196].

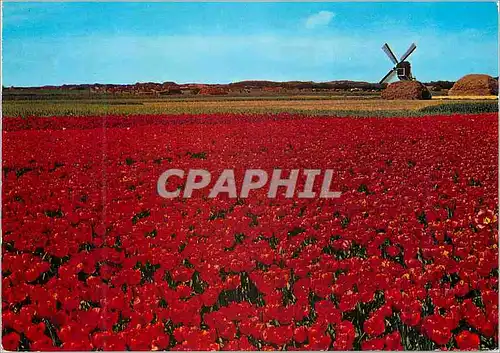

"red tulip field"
[2, 112, 498, 350]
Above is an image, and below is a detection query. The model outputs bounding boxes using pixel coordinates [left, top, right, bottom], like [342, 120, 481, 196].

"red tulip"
[456, 331, 480, 350]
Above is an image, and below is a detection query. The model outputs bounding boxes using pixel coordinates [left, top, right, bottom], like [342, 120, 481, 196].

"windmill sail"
[382, 43, 398, 65]
[380, 68, 397, 84]
[400, 43, 417, 62]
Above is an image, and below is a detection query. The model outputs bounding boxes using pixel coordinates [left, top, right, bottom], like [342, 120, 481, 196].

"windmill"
[379, 43, 417, 84]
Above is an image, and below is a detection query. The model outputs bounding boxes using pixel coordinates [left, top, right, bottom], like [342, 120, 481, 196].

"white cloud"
[305, 11, 335, 29]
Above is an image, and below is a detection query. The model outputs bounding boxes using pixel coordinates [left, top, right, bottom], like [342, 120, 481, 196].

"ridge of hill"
[2, 79, 457, 98]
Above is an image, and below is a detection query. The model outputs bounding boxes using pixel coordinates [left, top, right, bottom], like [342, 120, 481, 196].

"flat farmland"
[2, 96, 497, 117]
[2, 90, 498, 351]
[142, 98, 446, 112]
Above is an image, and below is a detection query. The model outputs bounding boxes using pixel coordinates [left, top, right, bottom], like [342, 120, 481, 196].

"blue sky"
[2, 2, 498, 86]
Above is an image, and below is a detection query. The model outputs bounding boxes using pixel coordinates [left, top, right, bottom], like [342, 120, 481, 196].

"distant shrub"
[425, 81, 455, 90]
[420, 102, 498, 114]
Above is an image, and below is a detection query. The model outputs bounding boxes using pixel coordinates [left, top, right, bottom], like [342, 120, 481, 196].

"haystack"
[448, 74, 498, 96]
[381, 81, 431, 100]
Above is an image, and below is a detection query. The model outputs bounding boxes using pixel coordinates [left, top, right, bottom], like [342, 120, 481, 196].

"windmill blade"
[382, 43, 398, 65]
[380, 68, 397, 84]
[400, 43, 417, 62]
